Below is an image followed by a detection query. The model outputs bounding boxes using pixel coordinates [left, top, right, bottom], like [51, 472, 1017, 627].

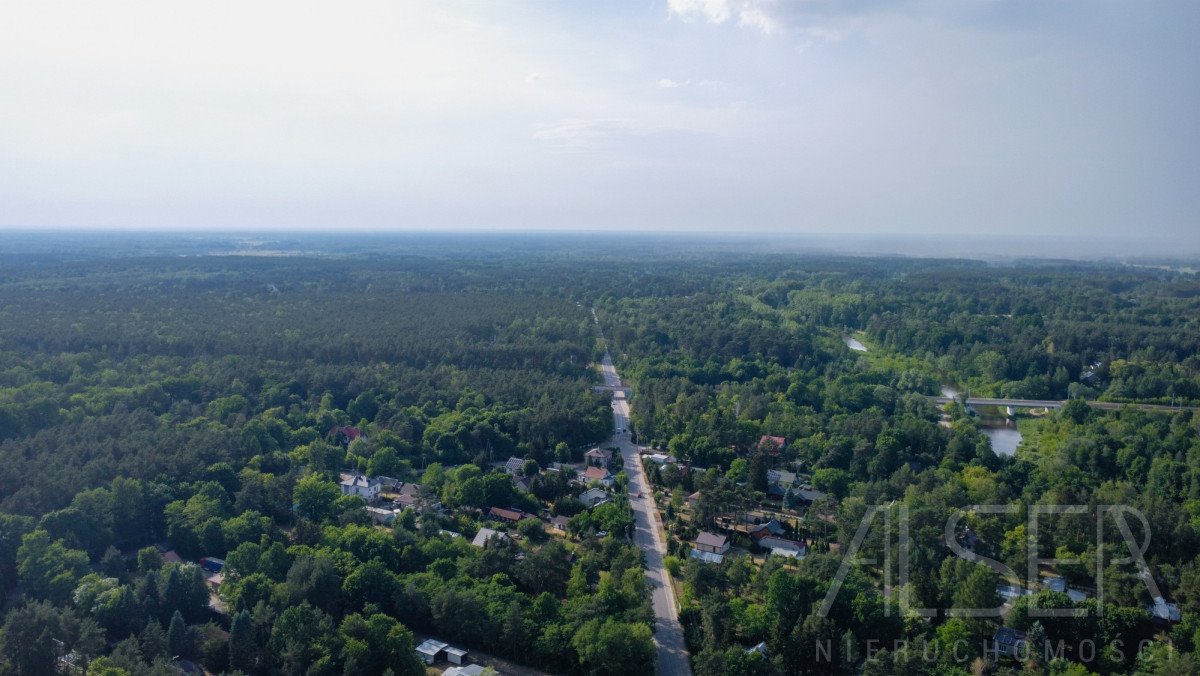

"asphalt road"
[601, 353, 692, 676]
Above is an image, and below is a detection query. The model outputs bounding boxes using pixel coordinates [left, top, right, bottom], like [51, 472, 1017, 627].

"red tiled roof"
[489, 506, 524, 522]
[585, 466, 610, 481]
[330, 426, 365, 441]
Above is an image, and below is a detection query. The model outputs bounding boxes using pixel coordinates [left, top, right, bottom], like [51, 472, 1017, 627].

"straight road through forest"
[599, 349, 692, 676]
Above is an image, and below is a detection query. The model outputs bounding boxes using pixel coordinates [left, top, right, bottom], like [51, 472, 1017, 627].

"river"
[978, 416, 1022, 456]
[940, 385, 1021, 455]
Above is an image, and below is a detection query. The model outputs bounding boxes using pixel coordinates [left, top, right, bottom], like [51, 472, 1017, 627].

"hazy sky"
[2, 1, 1197, 240]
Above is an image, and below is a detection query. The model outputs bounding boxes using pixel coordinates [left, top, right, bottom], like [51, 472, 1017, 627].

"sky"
[1, 0, 1197, 243]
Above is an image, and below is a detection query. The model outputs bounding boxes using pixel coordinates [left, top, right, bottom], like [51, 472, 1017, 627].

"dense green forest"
[0, 236, 1197, 675]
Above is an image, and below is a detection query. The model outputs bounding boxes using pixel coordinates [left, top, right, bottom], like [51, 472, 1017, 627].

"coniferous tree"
[167, 611, 188, 658]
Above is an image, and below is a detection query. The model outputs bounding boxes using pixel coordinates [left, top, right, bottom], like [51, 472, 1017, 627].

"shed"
[445, 646, 468, 665]
[416, 639, 447, 665]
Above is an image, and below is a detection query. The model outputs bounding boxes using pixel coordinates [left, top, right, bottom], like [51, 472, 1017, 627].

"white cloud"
[0, 0, 1194, 238]
[667, 0, 780, 34]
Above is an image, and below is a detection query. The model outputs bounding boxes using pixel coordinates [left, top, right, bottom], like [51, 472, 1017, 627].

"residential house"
[488, 506, 528, 523]
[375, 476, 403, 490]
[755, 534, 807, 559]
[444, 666, 488, 676]
[992, 627, 1027, 659]
[748, 520, 786, 538]
[686, 491, 701, 509]
[513, 475, 534, 494]
[789, 487, 828, 507]
[644, 453, 675, 465]
[758, 435, 786, 455]
[550, 515, 571, 531]
[767, 470, 800, 498]
[340, 474, 380, 500]
[366, 506, 397, 525]
[767, 469, 796, 487]
[392, 482, 438, 512]
[329, 426, 366, 446]
[584, 448, 611, 468]
[583, 466, 614, 488]
[504, 456, 525, 476]
[578, 487, 609, 508]
[471, 527, 509, 548]
[695, 531, 731, 555]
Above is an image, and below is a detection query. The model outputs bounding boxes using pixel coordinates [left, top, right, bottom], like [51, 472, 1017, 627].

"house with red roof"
[758, 435, 786, 455]
[582, 466, 615, 488]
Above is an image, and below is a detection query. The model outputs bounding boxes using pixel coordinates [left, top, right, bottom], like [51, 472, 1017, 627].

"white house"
[340, 474, 380, 500]
[582, 466, 614, 488]
[584, 448, 611, 468]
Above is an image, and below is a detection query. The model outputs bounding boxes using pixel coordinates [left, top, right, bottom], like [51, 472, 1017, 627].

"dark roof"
[696, 531, 728, 549]
[994, 627, 1027, 648]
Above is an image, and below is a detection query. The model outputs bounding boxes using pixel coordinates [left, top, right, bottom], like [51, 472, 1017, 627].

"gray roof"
[994, 627, 1026, 648]
[416, 639, 447, 654]
[340, 474, 378, 488]
[471, 527, 508, 548]
[579, 487, 609, 506]
[696, 531, 727, 549]
[689, 548, 724, 564]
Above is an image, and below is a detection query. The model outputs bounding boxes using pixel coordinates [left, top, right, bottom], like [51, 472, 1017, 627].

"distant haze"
[1, 1, 1197, 247]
